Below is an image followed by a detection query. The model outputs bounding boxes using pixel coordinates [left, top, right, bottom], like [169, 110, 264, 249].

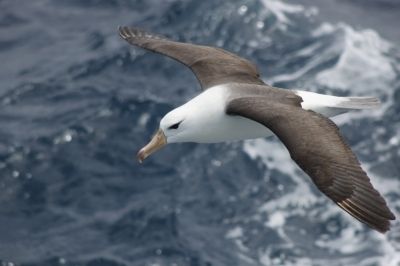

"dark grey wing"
[227, 96, 395, 233]
[118, 26, 265, 90]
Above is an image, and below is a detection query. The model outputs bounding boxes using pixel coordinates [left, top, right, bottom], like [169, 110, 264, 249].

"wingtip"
[388, 209, 396, 221]
[118, 25, 128, 39]
[337, 199, 395, 234]
[117, 26, 167, 42]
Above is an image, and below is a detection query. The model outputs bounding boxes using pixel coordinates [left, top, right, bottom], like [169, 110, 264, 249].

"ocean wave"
[0, 0, 399, 265]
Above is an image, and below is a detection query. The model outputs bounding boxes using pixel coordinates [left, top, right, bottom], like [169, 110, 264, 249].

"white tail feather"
[294, 90, 381, 117]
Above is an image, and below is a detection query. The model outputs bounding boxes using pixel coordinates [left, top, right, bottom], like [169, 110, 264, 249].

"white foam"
[315, 24, 395, 93]
[225, 226, 243, 239]
[315, 227, 369, 254]
[244, 135, 400, 266]
[138, 112, 150, 127]
[260, 0, 305, 30]
[244, 138, 318, 212]
[260, 251, 313, 266]
[266, 211, 286, 228]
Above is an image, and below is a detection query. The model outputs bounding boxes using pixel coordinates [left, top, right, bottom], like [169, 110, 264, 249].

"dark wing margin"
[118, 26, 265, 90]
[227, 96, 395, 233]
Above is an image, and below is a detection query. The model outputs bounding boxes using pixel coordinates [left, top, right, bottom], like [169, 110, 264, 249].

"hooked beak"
[137, 128, 167, 163]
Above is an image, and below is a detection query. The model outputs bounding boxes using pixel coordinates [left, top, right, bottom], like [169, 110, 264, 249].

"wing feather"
[227, 96, 395, 232]
[118, 26, 265, 90]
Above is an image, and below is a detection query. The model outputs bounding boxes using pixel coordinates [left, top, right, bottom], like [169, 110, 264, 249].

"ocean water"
[0, 0, 399, 265]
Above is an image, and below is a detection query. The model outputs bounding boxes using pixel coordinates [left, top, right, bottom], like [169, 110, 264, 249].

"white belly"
[194, 113, 274, 143]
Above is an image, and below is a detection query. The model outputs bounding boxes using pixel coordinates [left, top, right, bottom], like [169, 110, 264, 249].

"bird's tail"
[334, 96, 381, 109]
[295, 90, 381, 117]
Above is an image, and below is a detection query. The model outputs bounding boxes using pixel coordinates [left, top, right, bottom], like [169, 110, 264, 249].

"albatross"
[118, 26, 395, 233]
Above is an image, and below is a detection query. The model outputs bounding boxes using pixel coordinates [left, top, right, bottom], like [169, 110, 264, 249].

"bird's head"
[136, 87, 226, 163]
[136, 105, 197, 163]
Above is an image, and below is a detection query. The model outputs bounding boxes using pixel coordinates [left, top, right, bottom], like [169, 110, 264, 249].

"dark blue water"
[0, 1, 399, 265]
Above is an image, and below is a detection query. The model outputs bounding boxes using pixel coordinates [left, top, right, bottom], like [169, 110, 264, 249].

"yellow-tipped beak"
[137, 129, 167, 163]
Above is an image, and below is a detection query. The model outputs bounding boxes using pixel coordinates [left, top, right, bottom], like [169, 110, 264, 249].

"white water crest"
[315, 24, 396, 94]
[261, 0, 306, 30]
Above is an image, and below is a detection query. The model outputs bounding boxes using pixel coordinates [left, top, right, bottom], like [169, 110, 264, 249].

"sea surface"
[0, 0, 399, 265]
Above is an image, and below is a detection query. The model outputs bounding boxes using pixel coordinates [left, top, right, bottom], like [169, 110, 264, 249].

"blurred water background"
[0, 0, 399, 265]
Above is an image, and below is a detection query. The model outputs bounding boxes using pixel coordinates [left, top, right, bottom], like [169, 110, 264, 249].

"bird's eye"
[168, 121, 182, 130]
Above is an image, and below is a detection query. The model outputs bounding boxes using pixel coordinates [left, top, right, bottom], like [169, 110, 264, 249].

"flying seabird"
[118, 26, 395, 233]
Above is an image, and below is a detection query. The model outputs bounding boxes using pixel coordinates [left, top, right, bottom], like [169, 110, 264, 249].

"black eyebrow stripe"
[168, 120, 183, 130]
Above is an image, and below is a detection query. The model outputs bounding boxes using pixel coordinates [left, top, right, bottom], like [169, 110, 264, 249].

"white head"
[137, 103, 209, 162]
[136, 86, 228, 162]
[159, 105, 202, 143]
